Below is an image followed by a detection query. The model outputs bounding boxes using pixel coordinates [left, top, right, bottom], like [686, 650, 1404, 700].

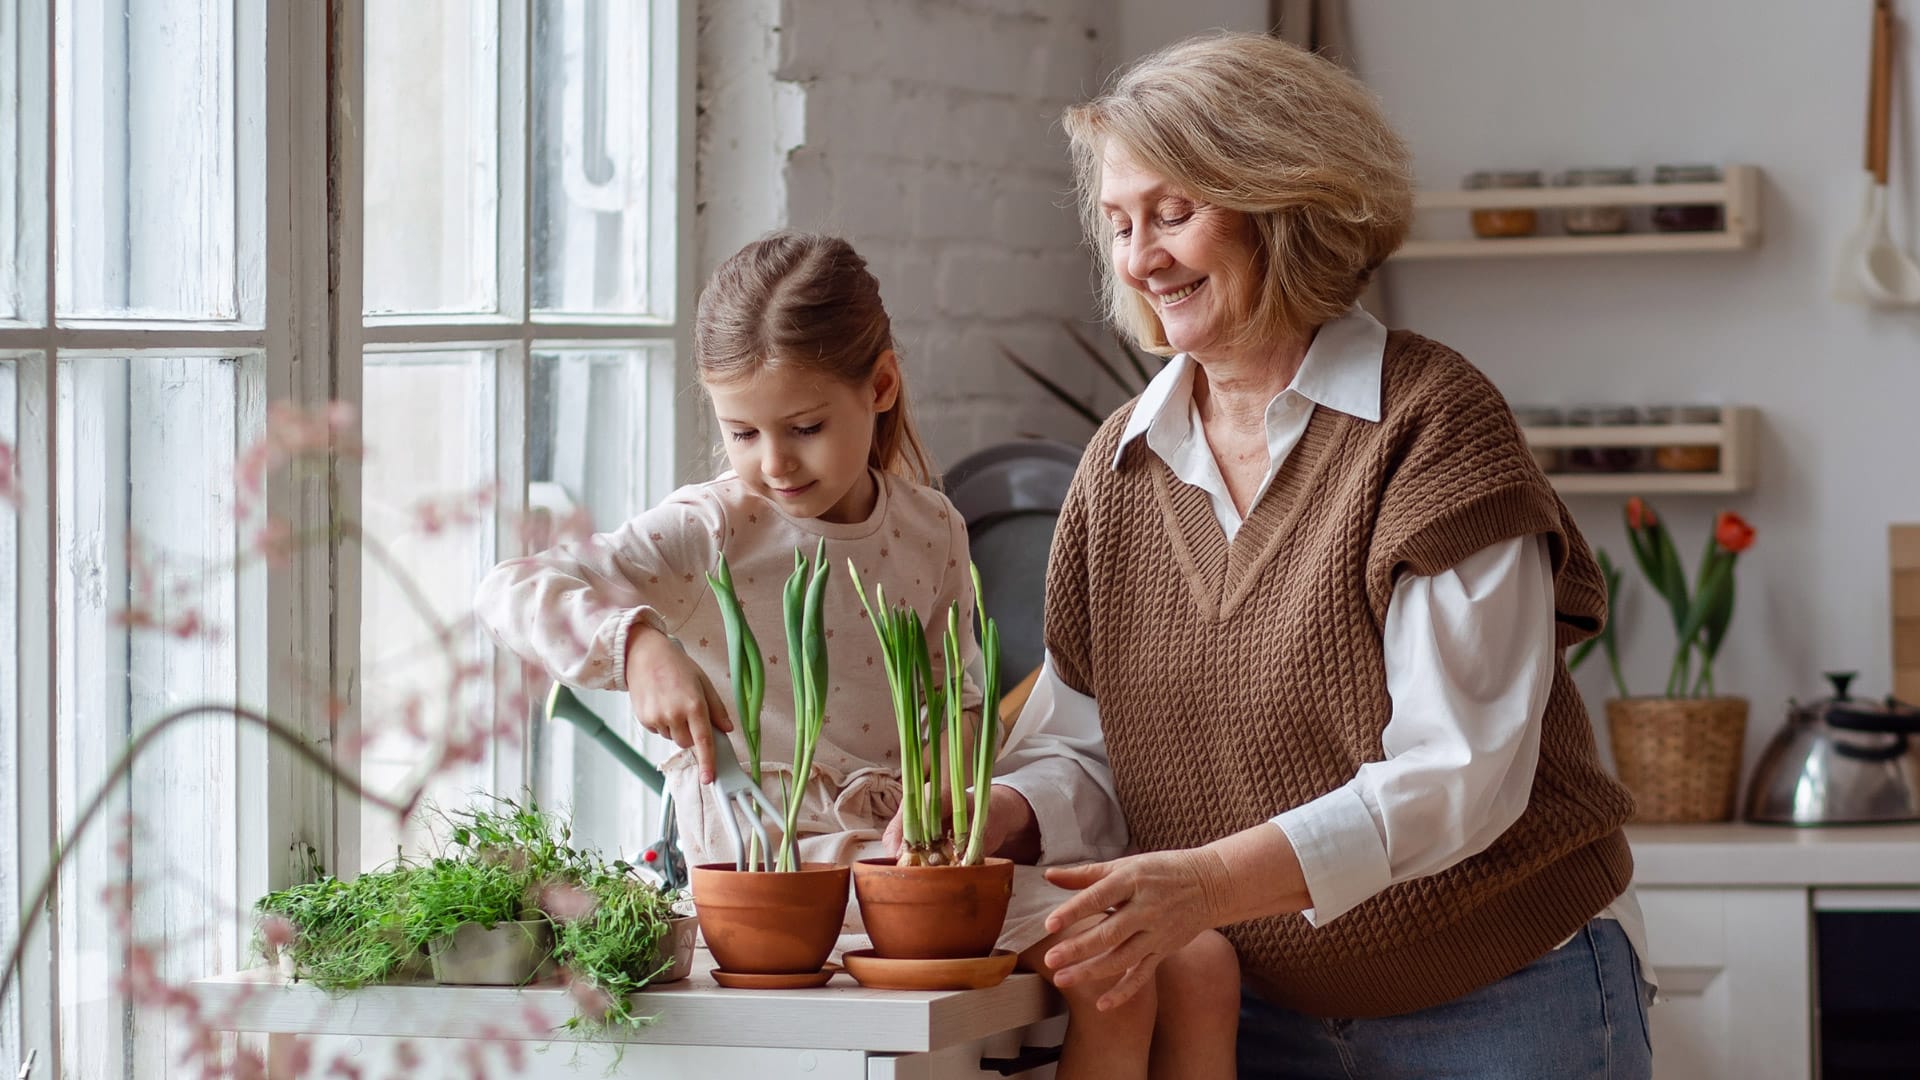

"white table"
[189, 950, 1065, 1079]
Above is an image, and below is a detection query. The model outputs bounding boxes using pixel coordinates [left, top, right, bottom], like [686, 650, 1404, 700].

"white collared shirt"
[993, 307, 1650, 983]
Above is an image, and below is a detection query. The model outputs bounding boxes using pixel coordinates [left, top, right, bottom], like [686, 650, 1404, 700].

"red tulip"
[1625, 496, 1656, 530]
[1714, 511, 1755, 554]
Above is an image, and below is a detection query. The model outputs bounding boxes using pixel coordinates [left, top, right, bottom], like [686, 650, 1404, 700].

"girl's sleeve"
[473, 487, 727, 690]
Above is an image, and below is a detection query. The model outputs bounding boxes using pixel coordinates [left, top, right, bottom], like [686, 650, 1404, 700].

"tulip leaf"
[1652, 525, 1691, 634]
[1674, 555, 1734, 652]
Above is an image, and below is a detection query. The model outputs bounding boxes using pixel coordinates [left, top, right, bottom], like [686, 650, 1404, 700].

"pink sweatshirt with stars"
[475, 468, 984, 871]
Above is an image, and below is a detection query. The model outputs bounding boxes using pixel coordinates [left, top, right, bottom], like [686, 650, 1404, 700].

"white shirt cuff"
[995, 771, 1080, 865]
[1273, 784, 1393, 926]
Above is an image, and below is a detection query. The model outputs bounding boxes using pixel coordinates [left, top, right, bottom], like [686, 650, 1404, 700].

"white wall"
[697, 0, 1114, 471]
[1344, 0, 1920, 776]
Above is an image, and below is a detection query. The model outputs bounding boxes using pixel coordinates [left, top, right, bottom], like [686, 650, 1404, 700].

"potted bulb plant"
[1574, 497, 1758, 822]
[688, 542, 850, 985]
[845, 563, 1014, 966]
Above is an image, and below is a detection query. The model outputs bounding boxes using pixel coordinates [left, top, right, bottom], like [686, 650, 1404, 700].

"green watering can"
[543, 682, 687, 890]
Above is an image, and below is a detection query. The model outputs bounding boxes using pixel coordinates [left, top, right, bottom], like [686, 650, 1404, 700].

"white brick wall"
[697, 0, 1123, 471]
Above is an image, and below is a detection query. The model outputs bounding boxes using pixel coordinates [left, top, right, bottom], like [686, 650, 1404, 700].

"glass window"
[527, 344, 675, 859]
[1, 5, 22, 323]
[56, 0, 262, 323]
[0, 0, 687, 1072]
[0, 357, 18, 1069]
[362, 2, 501, 317]
[55, 354, 246, 1077]
[358, 348, 500, 860]
[531, 0, 669, 318]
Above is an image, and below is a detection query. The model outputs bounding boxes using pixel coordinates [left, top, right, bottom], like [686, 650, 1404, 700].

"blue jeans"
[1237, 919, 1654, 1079]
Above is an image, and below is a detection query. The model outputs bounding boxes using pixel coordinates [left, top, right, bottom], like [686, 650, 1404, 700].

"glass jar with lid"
[1557, 167, 1635, 235]
[1564, 404, 1647, 472]
[1645, 404, 1722, 472]
[1511, 405, 1565, 473]
[1651, 164, 1724, 232]
[1464, 170, 1542, 238]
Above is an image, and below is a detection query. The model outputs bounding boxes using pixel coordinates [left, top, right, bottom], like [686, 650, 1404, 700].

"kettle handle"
[1827, 703, 1920, 735]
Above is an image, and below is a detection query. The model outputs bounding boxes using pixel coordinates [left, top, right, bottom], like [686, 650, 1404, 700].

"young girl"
[475, 230, 1238, 1079]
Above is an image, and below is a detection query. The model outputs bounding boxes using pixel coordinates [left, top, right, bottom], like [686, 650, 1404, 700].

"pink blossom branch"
[1, 702, 422, 1007]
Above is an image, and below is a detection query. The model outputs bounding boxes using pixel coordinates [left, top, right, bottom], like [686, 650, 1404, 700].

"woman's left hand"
[1041, 847, 1231, 1010]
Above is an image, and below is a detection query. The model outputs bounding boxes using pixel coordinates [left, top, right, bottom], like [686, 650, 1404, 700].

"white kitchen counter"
[1626, 822, 1920, 887]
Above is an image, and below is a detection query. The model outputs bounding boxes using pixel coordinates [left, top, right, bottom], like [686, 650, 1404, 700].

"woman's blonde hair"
[1063, 32, 1412, 354]
[694, 231, 934, 486]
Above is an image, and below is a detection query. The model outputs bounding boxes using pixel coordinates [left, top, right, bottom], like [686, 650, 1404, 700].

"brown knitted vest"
[1043, 330, 1635, 1019]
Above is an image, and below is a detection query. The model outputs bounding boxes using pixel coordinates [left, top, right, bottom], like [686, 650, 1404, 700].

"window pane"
[1, 4, 23, 322]
[363, 4, 500, 316]
[0, 359, 18, 1068]
[531, 0, 666, 317]
[359, 349, 498, 865]
[56, 0, 262, 321]
[56, 355, 245, 1079]
[526, 345, 673, 861]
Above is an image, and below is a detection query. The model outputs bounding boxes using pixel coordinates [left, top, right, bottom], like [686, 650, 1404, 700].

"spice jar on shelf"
[1557, 167, 1635, 235]
[1651, 164, 1724, 232]
[1511, 406, 1565, 473]
[1564, 405, 1647, 473]
[1464, 170, 1543, 238]
[1645, 404, 1722, 472]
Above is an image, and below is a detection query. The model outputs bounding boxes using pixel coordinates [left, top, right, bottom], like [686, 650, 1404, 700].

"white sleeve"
[1273, 534, 1556, 925]
[472, 489, 724, 691]
[992, 652, 1131, 865]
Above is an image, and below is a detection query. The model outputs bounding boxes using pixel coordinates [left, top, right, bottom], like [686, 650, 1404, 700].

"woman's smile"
[1156, 278, 1207, 307]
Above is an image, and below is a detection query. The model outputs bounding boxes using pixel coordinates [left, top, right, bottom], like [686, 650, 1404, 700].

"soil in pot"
[427, 918, 555, 986]
[851, 857, 1014, 960]
[690, 862, 849, 975]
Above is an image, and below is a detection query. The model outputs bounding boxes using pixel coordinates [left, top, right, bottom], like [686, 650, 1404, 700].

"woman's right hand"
[624, 624, 733, 784]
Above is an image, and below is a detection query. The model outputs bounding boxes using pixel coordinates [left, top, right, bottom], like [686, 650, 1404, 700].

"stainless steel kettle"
[1745, 672, 1920, 825]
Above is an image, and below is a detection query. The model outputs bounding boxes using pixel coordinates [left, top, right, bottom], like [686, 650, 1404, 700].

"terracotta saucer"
[841, 949, 1017, 991]
[710, 963, 841, 990]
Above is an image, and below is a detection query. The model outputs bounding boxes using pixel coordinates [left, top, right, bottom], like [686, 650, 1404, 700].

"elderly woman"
[982, 32, 1654, 1079]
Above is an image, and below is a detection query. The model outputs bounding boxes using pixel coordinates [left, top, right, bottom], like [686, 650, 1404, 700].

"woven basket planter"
[1606, 697, 1748, 823]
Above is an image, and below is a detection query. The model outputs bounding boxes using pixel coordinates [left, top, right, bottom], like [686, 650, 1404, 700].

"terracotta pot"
[1607, 696, 1748, 823]
[851, 857, 1014, 959]
[689, 862, 849, 975]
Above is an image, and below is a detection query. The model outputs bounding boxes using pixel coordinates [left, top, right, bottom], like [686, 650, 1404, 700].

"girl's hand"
[883, 784, 1039, 860]
[1040, 847, 1231, 1011]
[624, 624, 733, 783]
[881, 801, 907, 856]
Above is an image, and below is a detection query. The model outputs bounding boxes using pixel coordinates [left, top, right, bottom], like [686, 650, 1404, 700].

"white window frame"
[331, 0, 697, 873]
[1, 3, 311, 1073]
[2, 0, 693, 1072]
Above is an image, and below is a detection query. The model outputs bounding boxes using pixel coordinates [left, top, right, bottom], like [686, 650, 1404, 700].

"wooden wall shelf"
[1521, 405, 1755, 496]
[1397, 165, 1762, 260]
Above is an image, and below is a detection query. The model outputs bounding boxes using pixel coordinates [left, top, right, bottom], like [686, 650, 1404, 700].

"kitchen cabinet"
[1627, 823, 1920, 1080]
[1397, 165, 1762, 260]
[1636, 886, 1808, 1079]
